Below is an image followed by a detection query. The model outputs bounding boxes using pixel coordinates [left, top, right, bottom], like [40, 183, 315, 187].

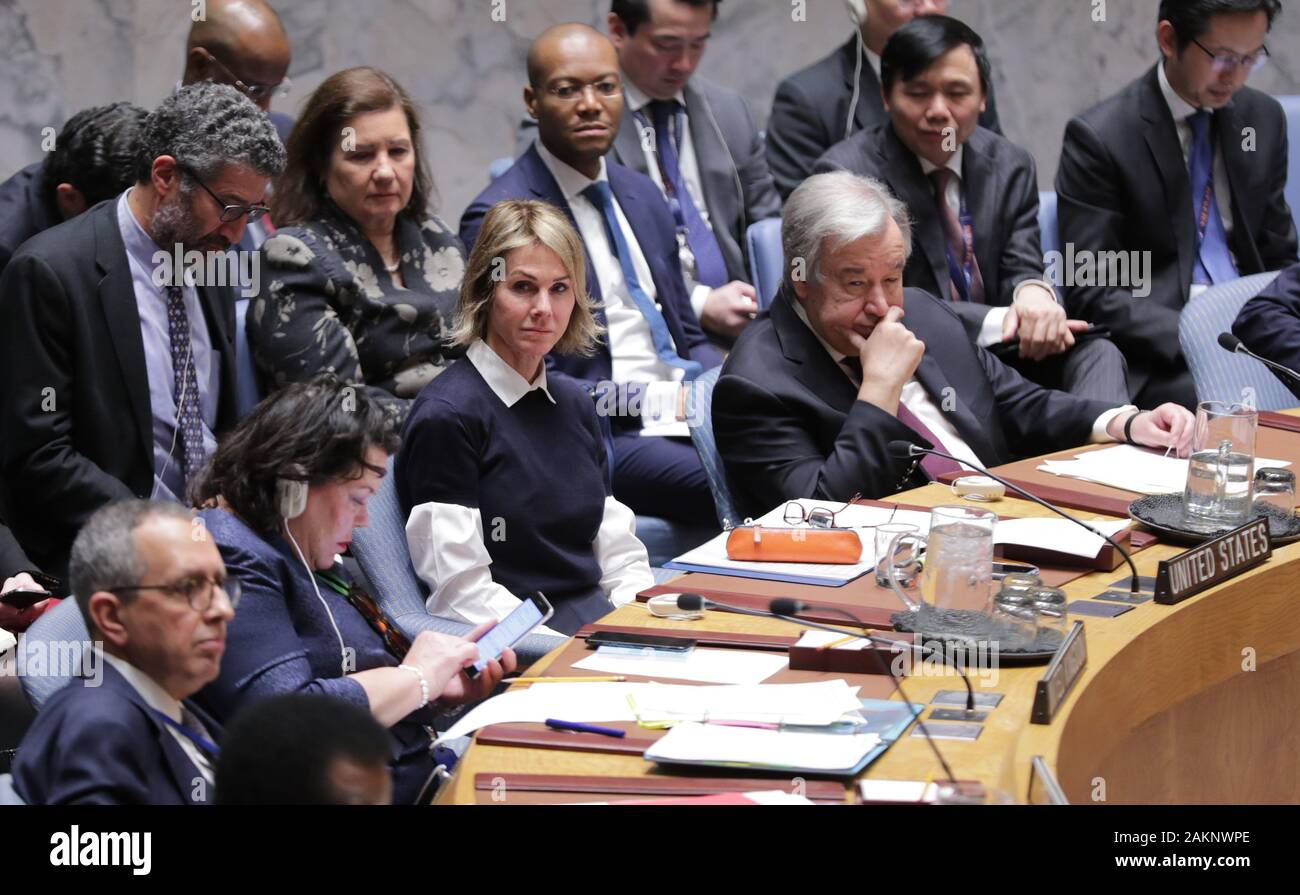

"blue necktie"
[1187, 110, 1238, 286]
[648, 99, 728, 289]
[165, 285, 207, 493]
[581, 181, 701, 381]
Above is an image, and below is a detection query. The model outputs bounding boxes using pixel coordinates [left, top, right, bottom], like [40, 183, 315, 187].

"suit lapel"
[683, 83, 737, 239]
[93, 203, 154, 472]
[520, 147, 607, 322]
[843, 38, 884, 134]
[1215, 98, 1263, 271]
[101, 664, 211, 805]
[770, 292, 858, 414]
[1139, 66, 1195, 300]
[613, 106, 648, 175]
[909, 335, 994, 462]
[962, 133, 1000, 294]
[882, 128, 949, 295]
[197, 284, 239, 428]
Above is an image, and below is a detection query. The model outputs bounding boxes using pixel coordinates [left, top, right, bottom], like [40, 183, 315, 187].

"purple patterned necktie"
[165, 285, 206, 493]
[929, 168, 985, 304]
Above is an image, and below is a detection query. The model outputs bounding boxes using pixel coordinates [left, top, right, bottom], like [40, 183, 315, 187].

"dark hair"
[611, 0, 720, 35]
[70, 500, 195, 629]
[1159, 0, 1281, 50]
[43, 102, 148, 214]
[272, 66, 436, 227]
[135, 81, 285, 184]
[193, 375, 399, 541]
[216, 694, 392, 805]
[880, 14, 992, 97]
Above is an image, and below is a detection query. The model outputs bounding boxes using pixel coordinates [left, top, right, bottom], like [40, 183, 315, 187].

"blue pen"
[545, 719, 627, 738]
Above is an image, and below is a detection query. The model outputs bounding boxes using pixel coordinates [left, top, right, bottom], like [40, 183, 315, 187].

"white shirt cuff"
[1091, 405, 1138, 443]
[690, 283, 712, 321]
[977, 306, 1012, 348]
[1012, 278, 1062, 306]
[406, 502, 530, 625]
[594, 496, 655, 607]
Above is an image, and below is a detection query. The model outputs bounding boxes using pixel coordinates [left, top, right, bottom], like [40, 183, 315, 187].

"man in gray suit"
[518, 1, 781, 341]
[766, 0, 1000, 202]
[815, 16, 1128, 404]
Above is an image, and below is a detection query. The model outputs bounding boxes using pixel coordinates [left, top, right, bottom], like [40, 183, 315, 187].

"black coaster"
[1093, 590, 1153, 605]
[1067, 600, 1134, 618]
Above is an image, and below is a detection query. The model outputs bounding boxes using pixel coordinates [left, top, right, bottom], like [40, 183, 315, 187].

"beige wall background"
[2, 0, 1298, 224]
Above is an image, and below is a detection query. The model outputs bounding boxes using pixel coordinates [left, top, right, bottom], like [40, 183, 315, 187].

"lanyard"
[149, 707, 220, 758]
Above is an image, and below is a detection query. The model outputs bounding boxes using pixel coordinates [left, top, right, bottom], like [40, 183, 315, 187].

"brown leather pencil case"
[724, 525, 863, 564]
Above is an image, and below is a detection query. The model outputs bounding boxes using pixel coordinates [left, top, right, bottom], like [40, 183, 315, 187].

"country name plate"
[1154, 517, 1271, 606]
[1030, 621, 1086, 725]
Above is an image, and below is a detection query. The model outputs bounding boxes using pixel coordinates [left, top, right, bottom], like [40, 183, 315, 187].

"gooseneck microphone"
[1217, 332, 1300, 384]
[886, 440, 1143, 594]
[675, 593, 962, 785]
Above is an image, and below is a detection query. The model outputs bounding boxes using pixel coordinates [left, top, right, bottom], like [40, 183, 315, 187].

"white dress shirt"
[790, 301, 1133, 468]
[1158, 60, 1236, 299]
[535, 140, 685, 428]
[405, 340, 653, 635]
[623, 80, 717, 318]
[102, 652, 214, 786]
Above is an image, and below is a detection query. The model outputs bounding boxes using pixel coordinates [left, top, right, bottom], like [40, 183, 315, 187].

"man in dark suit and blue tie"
[1056, 0, 1296, 410]
[713, 172, 1193, 519]
[816, 15, 1129, 405]
[461, 24, 722, 525]
[13, 501, 233, 805]
[0, 83, 285, 577]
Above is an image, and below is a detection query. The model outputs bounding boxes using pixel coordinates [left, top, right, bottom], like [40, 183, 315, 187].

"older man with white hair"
[712, 171, 1195, 518]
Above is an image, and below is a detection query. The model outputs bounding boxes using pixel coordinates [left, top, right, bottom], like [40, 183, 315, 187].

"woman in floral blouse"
[250, 66, 466, 423]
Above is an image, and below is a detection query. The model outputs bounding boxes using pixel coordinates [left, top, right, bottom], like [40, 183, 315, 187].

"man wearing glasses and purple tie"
[1056, 0, 1296, 412]
[0, 83, 284, 579]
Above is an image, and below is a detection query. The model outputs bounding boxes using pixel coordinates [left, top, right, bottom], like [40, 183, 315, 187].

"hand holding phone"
[465, 593, 554, 678]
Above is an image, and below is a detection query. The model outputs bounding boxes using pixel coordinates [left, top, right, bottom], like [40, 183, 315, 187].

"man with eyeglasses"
[461, 24, 723, 529]
[1056, 0, 1296, 410]
[181, 0, 294, 141]
[0, 83, 285, 578]
[12, 501, 234, 805]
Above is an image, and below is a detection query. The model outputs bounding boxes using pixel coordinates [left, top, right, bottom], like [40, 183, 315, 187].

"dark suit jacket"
[816, 123, 1043, 342]
[713, 288, 1113, 518]
[0, 519, 33, 580]
[13, 662, 221, 805]
[766, 36, 1002, 201]
[517, 80, 781, 285]
[0, 161, 56, 278]
[1233, 262, 1300, 399]
[0, 199, 240, 577]
[459, 145, 722, 399]
[1056, 64, 1298, 398]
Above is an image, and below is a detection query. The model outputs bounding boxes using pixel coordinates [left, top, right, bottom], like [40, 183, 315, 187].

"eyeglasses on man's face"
[545, 78, 623, 102]
[1190, 38, 1269, 74]
[109, 575, 241, 612]
[178, 164, 271, 224]
[200, 47, 293, 102]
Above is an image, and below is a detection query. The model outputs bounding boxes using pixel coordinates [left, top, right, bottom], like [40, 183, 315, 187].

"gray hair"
[135, 82, 286, 184]
[70, 500, 196, 624]
[782, 170, 913, 293]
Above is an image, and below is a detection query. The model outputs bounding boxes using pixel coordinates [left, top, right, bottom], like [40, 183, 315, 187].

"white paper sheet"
[572, 646, 789, 685]
[1038, 444, 1291, 495]
[993, 517, 1132, 559]
[644, 721, 881, 772]
[435, 679, 864, 743]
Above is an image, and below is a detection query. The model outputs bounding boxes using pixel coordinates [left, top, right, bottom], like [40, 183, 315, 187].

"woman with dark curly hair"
[248, 67, 467, 424]
[192, 375, 512, 804]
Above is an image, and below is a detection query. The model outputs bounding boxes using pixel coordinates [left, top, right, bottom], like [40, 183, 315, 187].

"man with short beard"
[0, 82, 286, 578]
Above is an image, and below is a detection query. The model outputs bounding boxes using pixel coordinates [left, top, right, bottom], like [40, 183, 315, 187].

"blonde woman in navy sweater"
[397, 200, 653, 636]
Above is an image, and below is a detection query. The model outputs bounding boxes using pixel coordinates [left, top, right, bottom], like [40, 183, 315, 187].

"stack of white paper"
[571, 647, 789, 685]
[644, 722, 881, 772]
[1038, 445, 1291, 495]
[435, 679, 864, 743]
[994, 517, 1132, 559]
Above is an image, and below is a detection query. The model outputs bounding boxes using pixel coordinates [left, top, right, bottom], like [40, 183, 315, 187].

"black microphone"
[771, 598, 977, 715]
[1217, 332, 1300, 384]
[887, 440, 1143, 594]
[676, 593, 962, 785]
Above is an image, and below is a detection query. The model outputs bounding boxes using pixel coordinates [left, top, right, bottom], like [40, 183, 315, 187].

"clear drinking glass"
[883, 505, 996, 627]
[1182, 401, 1258, 532]
[1254, 467, 1296, 517]
[873, 523, 919, 587]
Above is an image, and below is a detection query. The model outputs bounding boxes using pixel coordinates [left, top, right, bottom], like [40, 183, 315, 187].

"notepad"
[643, 722, 882, 775]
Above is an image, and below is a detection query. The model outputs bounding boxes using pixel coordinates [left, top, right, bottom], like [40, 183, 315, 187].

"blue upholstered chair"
[686, 367, 741, 529]
[17, 599, 88, 711]
[349, 457, 565, 667]
[1178, 271, 1295, 409]
[746, 218, 784, 310]
[1037, 191, 1064, 299]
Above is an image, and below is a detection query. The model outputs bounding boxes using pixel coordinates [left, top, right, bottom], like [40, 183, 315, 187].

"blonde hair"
[448, 199, 603, 356]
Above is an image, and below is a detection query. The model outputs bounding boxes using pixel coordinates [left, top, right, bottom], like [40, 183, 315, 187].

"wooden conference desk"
[441, 416, 1300, 805]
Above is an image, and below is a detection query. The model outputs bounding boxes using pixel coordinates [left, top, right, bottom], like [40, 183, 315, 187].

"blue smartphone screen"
[473, 597, 546, 671]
